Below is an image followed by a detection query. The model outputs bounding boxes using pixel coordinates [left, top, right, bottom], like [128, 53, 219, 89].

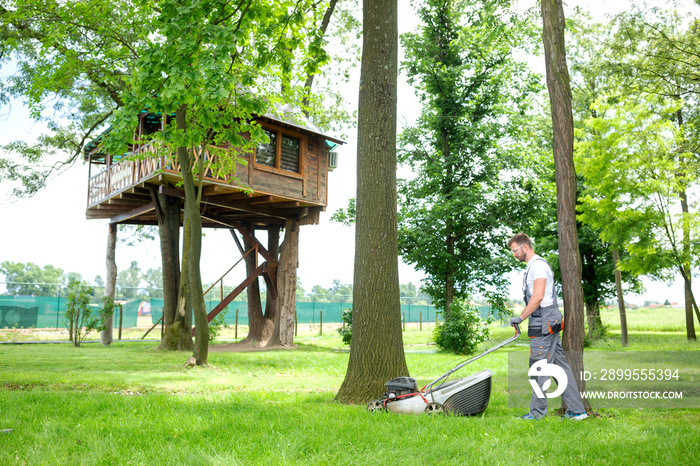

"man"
[508, 232, 587, 420]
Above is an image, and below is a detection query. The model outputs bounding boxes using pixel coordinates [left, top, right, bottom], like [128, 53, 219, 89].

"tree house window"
[254, 126, 303, 175]
[256, 129, 277, 167]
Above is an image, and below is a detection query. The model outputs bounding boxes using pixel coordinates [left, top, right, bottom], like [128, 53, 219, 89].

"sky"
[0, 0, 696, 305]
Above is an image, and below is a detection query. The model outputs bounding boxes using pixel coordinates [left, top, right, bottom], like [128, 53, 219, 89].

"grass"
[0, 321, 698, 465]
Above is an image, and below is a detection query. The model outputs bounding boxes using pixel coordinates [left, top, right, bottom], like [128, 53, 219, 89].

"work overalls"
[524, 258, 586, 417]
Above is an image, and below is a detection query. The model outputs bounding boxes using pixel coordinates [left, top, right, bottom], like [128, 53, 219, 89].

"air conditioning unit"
[328, 151, 338, 171]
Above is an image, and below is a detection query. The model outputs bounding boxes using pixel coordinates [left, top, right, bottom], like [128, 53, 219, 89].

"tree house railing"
[87, 142, 243, 206]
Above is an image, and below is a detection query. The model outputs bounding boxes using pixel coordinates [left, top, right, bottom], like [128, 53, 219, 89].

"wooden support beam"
[262, 261, 278, 300]
[109, 202, 155, 224]
[249, 195, 274, 205]
[107, 199, 144, 206]
[201, 214, 277, 264]
[119, 192, 151, 200]
[192, 264, 266, 336]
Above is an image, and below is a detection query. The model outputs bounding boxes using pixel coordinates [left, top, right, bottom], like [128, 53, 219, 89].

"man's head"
[507, 232, 534, 262]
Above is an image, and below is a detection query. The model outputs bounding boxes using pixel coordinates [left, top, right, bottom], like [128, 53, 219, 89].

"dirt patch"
[209, 342, 298, 353]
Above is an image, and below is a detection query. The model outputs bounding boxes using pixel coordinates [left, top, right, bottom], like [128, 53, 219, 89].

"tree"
[396, 0, 544, 315]
[608, 7, 700, 340]
[0, 0, 149, 196]
[335, 0, 409, 404]
[574, 6, 700, 341]
[540, 0, 589, 411]
[104, 0, 334, 365]
[116, 261, 141, 300]
[576, 93, 700, 341]
[0, 261, 64, 296]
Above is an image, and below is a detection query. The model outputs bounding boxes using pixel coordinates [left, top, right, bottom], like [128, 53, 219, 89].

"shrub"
[209, 308, 230, 343]
[337, 308, 352, 345]
[433, 298, 491, 355]
[65, 279, 102, 347]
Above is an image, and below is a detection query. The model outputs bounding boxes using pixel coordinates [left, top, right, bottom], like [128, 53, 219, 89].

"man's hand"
[510, 316, 523, 325]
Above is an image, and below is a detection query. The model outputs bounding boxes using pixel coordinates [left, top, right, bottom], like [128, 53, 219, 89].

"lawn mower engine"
[385, 377, 419, 399]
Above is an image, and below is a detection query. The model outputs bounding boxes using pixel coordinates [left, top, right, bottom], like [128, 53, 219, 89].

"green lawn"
[0, 324, 698, 465]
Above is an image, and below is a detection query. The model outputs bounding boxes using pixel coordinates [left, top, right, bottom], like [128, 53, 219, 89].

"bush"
[433, 298, 491, 355]
[209, 308, 230, 343]
[65, 279, 102, 347]
[337, 308, 352, 345]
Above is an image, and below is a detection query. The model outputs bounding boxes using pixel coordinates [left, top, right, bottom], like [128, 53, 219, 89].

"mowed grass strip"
[0, 326, 698, 465]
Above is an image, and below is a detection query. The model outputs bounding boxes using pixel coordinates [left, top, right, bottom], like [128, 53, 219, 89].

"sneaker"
[562, 412, 588, 421]
[516, 414, 540, 420]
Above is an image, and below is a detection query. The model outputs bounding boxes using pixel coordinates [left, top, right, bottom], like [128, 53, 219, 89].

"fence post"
[235, 308, 239, 340]
[55, 286, 61, 330]
[119, 304, 123, 340]
[420, 311, 422, 331]
[403, 311, 405, 331]
[295, 313, 298, 337]
[320, 310, 323, 336]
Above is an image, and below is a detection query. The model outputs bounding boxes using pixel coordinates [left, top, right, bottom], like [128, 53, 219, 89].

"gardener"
[507, 232, 588, 421]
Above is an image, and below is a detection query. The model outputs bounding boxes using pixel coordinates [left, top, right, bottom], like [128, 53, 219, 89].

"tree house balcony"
[85, 114, 343, 228]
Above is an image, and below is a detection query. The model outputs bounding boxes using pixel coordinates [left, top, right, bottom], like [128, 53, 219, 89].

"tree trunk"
[157, 191, 193, 351]
[584, 300, 603, 340]
[541, 0, 590, 411]
[612, 249, 629, 347]
[674, 105, 696, 341]
[240, 225, 270, 344]
[100, 223, 117, 345]
[443, 128, 455, 316]
[175, 105, 208, 364]
[682, 272, 697, 341]
[264, 225, 280, 323]
[266, 219, 298, 347]
[336, 0, 408, 404]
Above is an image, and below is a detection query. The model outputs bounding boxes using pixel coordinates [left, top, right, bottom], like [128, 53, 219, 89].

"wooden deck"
[86, 141, 326, 227]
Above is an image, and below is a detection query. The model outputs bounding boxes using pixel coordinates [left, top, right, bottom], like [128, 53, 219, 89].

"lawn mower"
[367, 323, 521, 415]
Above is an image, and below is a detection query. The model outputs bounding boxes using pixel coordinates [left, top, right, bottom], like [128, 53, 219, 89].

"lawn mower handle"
[423, 323, 521, 395]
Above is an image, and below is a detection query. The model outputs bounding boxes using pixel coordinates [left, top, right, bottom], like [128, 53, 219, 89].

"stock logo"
[528, 360, 568, 399]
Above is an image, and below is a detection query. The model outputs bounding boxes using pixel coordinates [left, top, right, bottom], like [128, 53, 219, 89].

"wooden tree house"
[84, 106, 343, 343]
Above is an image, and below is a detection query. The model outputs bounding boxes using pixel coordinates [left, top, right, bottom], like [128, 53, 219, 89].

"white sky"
[0, 0, 696, 305]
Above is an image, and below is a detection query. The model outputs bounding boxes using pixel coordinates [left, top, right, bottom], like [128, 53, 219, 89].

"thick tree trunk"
[175, 105, 208, 364]
[157, 191, 193, 351]
[100, 223, 117, 345]
[336, 0, 408, 404]
[266, 219, 298, 347]
[264, 225, 280, 323]
[541, 0, 590, 411]
[612, 249, 629, 347]
[240, 225, 271, 344]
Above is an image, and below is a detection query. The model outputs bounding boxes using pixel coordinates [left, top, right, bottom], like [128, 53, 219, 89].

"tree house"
[83, 105, 344, 344]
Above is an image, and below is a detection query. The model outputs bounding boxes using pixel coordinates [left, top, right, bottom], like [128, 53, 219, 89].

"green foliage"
[65, 279, 101, 347]
[0, 0, 152, 196]
[100, 295, 116, 327]
[433, 298, 491, 355]
[0, 261, 66, 296]
[337, 308, 352, 345]
[208, 308, 230, 343]
[396, 0, 549, 310]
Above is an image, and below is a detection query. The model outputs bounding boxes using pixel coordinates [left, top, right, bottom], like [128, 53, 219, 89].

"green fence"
[0, 282, 492, 329]
[0, 296, 138, 329]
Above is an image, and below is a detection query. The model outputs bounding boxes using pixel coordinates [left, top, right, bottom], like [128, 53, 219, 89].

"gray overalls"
[524, 258, 586, 417]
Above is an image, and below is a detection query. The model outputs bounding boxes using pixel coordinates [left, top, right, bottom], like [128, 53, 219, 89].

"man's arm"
[520, 278, 546, 320]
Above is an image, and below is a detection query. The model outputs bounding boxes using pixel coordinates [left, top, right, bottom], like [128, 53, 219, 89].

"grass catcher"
[367, 323, 521, 416]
